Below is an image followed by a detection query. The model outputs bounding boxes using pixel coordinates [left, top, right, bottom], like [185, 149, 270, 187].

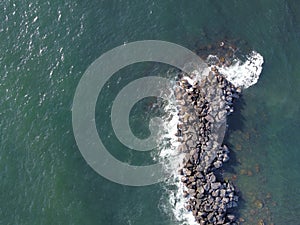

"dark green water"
[1, 1, 299, 224]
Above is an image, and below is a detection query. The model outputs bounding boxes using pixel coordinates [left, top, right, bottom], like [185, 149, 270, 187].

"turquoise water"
[1, 0, 300, 224]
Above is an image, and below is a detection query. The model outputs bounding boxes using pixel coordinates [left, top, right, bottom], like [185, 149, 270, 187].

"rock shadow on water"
[220, 143, 240, 174]
[226, 96, 246, 133]
[221, 96, 246, 174]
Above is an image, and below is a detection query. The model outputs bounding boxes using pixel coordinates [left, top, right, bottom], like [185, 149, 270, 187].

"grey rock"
[223, 154, 230, 162]
[208, 173, 216, 182]
[181, 176, 188, 183]
[227, 214, 236, 221]
[207, 212, 214, 222]
[205, 114, 215, 123]
[203, 183, 210, 191]
[212, 189, 220, 197]
[213, 160, 222, 168]
[197, 186, 205, 194]
[220, 189, 226, 197]
[211, 182, 221, 190]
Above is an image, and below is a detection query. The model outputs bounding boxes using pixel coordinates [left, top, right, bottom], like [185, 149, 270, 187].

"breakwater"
[174, 67, 241, 225]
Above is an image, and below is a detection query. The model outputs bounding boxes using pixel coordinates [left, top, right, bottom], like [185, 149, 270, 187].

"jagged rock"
[213, 160, 222, 168]
[227, 214, 236, 221]
[211, 182, 221, 190]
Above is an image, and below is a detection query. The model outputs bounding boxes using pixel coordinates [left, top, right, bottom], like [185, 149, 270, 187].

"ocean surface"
[1, 1, 300, 224]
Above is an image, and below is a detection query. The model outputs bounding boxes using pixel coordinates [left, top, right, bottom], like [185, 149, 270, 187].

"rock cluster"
[175, 68, 241, 224]
[196, 40, 239, 68]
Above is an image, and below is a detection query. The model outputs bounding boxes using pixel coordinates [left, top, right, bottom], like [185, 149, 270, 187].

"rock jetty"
[175, 67, 241, 225]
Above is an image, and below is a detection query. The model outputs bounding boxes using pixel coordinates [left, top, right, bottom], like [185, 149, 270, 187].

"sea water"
[1, 0, 300, 224]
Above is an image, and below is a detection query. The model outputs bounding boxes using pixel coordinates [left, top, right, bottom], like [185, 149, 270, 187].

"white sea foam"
[157, 50, 264, 225]
[157, 90, 198, 225]
[209, 51, 264, 89]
